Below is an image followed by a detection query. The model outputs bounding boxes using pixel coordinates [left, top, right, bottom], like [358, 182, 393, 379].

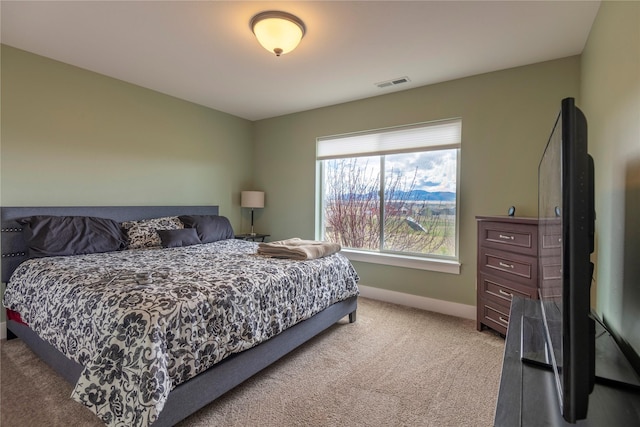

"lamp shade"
[250, 11, 306, 56]
[241, 191, 265, 209]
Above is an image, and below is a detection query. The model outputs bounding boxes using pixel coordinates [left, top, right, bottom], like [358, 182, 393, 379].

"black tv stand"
[520, 310, 640, 391]
[494, 296, 640, 426]
[592, 315, 640, 391]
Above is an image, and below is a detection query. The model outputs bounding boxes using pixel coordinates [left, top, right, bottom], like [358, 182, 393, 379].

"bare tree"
[324, 158, 380, 249]
[323, 158, 455, 256]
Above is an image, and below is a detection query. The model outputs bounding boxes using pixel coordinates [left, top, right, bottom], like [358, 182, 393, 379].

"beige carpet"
[1, 298, 505, 426]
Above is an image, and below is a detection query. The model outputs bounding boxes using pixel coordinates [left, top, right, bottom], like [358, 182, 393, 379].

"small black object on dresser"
[476, 216, 538, 336]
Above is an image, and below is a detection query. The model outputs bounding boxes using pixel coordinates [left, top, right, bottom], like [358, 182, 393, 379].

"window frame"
[316, 119, 462, 274]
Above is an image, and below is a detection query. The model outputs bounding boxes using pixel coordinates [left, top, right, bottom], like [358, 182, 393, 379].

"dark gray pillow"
[17, 215, 127, 258]
[157, 228, 202, 248]
[178, 215, 234, 244]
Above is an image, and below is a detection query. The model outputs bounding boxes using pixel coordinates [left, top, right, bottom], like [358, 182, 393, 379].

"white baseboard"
[358, 285, 475, 320]
[1, 321, 6, 340]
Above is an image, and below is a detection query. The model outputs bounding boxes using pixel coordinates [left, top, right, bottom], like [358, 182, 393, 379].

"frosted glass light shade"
[241, 191, 265, 208]
[251, 11, 306, 56]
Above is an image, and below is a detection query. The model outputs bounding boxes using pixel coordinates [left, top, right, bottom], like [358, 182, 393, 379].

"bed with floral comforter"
[3, 238, 359, 427]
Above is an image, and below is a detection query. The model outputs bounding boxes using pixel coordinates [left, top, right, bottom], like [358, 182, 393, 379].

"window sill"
[341, 249, 460, 274]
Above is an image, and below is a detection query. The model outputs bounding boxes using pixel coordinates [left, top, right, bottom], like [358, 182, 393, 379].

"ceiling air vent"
[375, 76, 411, 89]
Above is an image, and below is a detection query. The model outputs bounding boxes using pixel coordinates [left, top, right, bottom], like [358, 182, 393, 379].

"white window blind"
[317, 118, 461, 160]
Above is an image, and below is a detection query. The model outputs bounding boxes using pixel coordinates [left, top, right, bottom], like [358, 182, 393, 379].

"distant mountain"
[338, 190, 455, 202]
[390, 190, 456, 202]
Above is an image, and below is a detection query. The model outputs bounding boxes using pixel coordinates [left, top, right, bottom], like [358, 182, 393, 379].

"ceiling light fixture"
[250, 11, 306, 57]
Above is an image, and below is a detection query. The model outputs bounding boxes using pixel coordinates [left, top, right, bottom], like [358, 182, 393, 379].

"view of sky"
[386, 149, 458, 194]
[324, 148, 458, 200]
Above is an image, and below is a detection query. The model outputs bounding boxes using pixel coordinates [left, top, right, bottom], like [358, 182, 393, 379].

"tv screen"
[538, 97, 595, 423]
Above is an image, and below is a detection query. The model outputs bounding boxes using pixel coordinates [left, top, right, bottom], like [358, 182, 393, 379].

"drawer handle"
[499, 261, 514, 269]
[498, 289, 513, 298]
[499, 316, 509, 325]
[499, 234, 514, 240]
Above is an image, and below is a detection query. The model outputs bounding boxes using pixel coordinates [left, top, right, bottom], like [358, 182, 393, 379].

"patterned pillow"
[121, 216, 183, 249]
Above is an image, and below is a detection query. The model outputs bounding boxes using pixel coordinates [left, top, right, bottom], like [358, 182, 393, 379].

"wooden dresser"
[476, 216, 538, 335]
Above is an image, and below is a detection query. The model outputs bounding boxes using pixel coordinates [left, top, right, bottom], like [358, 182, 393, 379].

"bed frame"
[1, 206, 357, 427]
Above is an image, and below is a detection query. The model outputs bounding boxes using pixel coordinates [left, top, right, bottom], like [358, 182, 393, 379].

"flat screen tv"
[537, 97, 596, 423]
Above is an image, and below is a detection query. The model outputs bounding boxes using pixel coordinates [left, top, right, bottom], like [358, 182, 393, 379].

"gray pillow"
[158, 228, 202, 248]
[18, 215, 127, 258]
[178, 215, 234, 244]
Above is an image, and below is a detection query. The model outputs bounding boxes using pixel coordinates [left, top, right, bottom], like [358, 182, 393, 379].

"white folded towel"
[257, 238, 341, 260]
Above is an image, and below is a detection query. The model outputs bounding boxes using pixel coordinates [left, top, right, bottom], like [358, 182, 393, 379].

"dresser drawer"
[478, 220, 537, 256]
[539, 220, 562, 257]
[539, 256, 562, 298]
[540, 230, 562, 254]
[479, 247, 538, 288]
[476, 216, 538, 335]
[540, 261, 561, 282]
[479, 272, 537, 306]
[478, 300, 510, 335]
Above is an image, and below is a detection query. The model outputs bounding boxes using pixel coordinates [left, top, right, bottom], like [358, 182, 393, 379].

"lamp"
[241, 191, 265, 235]
[250, 11, 306, 57]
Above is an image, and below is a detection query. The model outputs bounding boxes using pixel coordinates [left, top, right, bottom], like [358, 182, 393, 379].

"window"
[317, 119, 461, 270]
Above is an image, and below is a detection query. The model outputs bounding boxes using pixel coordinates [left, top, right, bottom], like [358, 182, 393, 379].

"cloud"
[387, 150, 457, 193]
[325, 149, 458, 194]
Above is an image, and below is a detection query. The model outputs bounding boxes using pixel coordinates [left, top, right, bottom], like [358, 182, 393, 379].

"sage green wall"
[253, 57, 581, 306]
[581, 2, 640, 355]
[0, 46, 255, 323]
[1, 45, 254, 220]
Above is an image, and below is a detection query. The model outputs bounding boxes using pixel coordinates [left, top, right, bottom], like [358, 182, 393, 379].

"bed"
[1, 206, 359, 427]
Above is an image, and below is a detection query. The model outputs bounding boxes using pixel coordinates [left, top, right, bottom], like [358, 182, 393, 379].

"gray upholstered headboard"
[1, 205, 219, 283]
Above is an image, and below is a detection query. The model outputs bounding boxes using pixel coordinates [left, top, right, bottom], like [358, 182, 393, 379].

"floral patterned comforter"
[3, 239, 359, 427]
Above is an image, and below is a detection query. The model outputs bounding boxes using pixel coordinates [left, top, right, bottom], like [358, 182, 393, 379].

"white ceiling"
[1, 1, 600, 121]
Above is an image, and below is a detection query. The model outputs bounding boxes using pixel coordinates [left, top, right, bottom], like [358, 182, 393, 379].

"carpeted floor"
[1, 298, 505, 426]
